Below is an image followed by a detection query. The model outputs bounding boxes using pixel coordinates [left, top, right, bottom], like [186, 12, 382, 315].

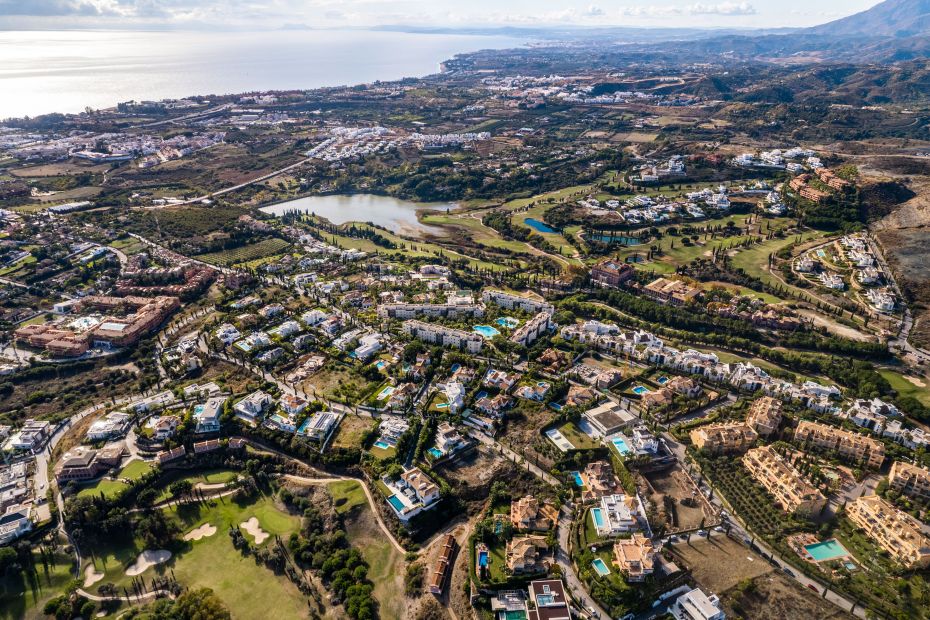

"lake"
[260, 194, 453, 237]
[0, 29, 524, 119]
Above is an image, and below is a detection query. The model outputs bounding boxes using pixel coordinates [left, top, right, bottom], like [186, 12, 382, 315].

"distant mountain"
[808, 0, 930, 37]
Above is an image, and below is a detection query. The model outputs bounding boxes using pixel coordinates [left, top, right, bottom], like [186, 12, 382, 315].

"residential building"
[888, 461, 930, 502]
[671, 588, 726, 620]
[526, 579, 571, 620]
[86, 412, 132, 441]
[580, 461, 620, 502]
[745, 396, 782, 437]
[383, 467, 441, 522]
[54, 446, 115, 483]
[690, 423, 757, 455]
[377, 302, 484, 319]
[156, 446, 186, 465]
[592, 493, 648, 537]
[299, 411, 339, 442]
[146, 415, 180, 440]
[233, 390, 273, 423]
[194, 396, 225, 434]
[847, 495, 930, 569]
[4, 419, 51, 452]
[434, 421, 467, 456]
[794, 420, 885, 469]
[583, 401, 636, 437]
[505, 535, 548, 574]
[280, 394, 308, 416]
[612, 533, 655, 582]
[402, 320, 483, 353]
[510, 312, 553, 347]
[0, 505, 33, 545]
[510, 495, 557, 532]
[481, 290, 554, 314]
[483, 368, 521, 391]
[743, 446, 826, 516]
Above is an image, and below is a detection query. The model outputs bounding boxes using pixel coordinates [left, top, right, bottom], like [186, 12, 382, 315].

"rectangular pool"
[387, 495, 405, 511]
[591, 507, 605, 528]
[592, 558, 611, 576]
[632, 385, 650, 395]
[570, 471, 584, 487]
[611, 437, 632, 456]
[373, 440, 391, 450]
[804, 539, 850, 562]
[428, 447, 443, 458]
[478, 550, 489, 567]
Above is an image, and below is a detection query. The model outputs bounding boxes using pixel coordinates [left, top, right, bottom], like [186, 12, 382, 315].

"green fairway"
[880, 370, 930, 407]
[0, 552, 74, 620]
[327, 480, 368, 514]
[77, 478, 129, 500]
[119, 460, 152, 481]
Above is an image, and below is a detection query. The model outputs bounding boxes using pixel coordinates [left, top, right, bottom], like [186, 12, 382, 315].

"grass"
[327, 480, 368, 515]
[86, 494, 308, 618]
[119, 459, 152, 481]
[77, 478, 129, 500]
[879, 369, 930, 407]
[557, 421, 599, 451]
[0, 552, 74, 620]
[154, 469, 240, 502]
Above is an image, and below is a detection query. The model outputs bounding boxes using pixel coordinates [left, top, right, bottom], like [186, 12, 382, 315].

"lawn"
[368, 444, 396, 460]
[557, 421, 599, 451]
[0, 552, 74, 620]
[327, 481, 406, 620]
[77, 478, 129, 500]
[119, 459, 152, 481]
[86, 494, 308, 619]
[879, 369, 930, 406]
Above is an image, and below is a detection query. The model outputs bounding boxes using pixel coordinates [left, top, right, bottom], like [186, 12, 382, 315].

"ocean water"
[0, 29, 522, 119]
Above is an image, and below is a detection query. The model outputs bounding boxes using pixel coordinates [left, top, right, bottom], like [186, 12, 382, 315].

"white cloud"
[584, 4, 605, 17]
[688, 2, 755, 15]
[618, 2, 755, 18]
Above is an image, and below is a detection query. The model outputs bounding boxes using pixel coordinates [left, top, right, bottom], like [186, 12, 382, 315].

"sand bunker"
[125, 550, 171, 576]
[183, 522, 217, 542]
[83, 565, 104, 587]
[240, 517, 269, 544]
[905, 375, 927, 388]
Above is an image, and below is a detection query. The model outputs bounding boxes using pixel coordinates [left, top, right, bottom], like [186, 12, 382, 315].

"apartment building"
[402, 320, 483, 353]
[847, 495, 930, 569]
[743, 446, 827, 516]
[510, 312, 553, 346]
[376, 302, 484, 319]
[746, 396, 783, 437]
[690, 423, 758, 455]
[481, 290, 554, 314]
[794, 420, 885, 469]
[642, 277, 701, 305]
[888, 461, 930, 502]
[429, 534, 456, 595]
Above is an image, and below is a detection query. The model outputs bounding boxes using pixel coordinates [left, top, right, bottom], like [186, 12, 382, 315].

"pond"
[524, 217, 557, 234]
[260, 194, 452, 236]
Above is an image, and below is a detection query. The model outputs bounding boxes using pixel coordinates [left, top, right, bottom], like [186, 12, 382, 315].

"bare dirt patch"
[721, 571, 854, 620]
[642, 464, 715, 533]
[183, 522, 217, 541]
[669, 535, 771, 593]
[240, 517, 269, 544]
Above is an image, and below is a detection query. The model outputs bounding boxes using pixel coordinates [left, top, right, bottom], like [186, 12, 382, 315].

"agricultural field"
[194, 238, 292, 266]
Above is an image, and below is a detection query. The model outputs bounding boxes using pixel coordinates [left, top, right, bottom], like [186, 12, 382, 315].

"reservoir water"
[260, 194, 452, 236]
[0, 29, 524, 119]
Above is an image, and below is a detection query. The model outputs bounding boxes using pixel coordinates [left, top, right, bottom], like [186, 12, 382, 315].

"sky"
[0, 0, 884, 31]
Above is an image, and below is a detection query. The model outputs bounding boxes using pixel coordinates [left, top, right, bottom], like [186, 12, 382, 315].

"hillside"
[809, 0, 930, 37]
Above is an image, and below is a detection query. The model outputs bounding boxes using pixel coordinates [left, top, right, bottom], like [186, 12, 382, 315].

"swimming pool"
[591, 558, 611, 576]
[632, 385, 650, 395]
[235, 341, 253, 352]
[373, 440, 391, 450]
[472, 325, 500, 339]
[387, 495, 405, 511]
[476, 391, 488, 400]
[193, 404, 205, 416]
[375, 360, 387, 370]
[570, 471, 584, 487]
[657, 376, 669, 385]
[591, 507, 605, 528]
[524, 217, 557, 233]
[376, 385, 395, 400]
[611, 437, 632, 456]
[817, 249, 826, 258]
[478, 549, 489, 567]
[804, 539, 850, 562]
[450, 363, 461, 373]
[435, 402, 449, 409]
[495, 317, 520, 329]
[428, 447, 443, 458]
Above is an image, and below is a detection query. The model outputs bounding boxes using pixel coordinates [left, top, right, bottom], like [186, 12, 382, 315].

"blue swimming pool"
[657, 376, 669, 385]
[591, 558, 611, 576]
[450, 363, 461, 373]
[476, 391, 488, 400]
[524, 218, 557, 233]
[495, 317, 520, 328]
[429, 447, 443, 458]
[375, 360, 386, 370]
[473, 325, 500, 338]
[387, 495, 405, 511]
[804, 539, 850, 562]
[373, 440, 391, 450]
[570, 471, 584, 487]
[591, 507, 605, 528]
[435, 402, 449, 409]
[632, 385, 650, 395]
[612, 437, 632, 456]
[478, 549, 489, 567]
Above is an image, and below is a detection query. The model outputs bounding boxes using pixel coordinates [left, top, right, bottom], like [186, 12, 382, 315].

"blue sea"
[0, 29, 524, 119]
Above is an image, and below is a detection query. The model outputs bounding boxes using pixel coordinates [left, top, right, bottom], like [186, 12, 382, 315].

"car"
[714, 526, 724, 533]
[783, 567, 795, 577]
[807, 584, 818, 592]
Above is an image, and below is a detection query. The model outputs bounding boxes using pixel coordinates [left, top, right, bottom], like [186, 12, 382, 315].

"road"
[555, 504, 611, 619]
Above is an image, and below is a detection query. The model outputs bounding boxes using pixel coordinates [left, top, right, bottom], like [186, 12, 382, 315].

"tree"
[169, 479, 194, 500]
[157, 587, 232, 620]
